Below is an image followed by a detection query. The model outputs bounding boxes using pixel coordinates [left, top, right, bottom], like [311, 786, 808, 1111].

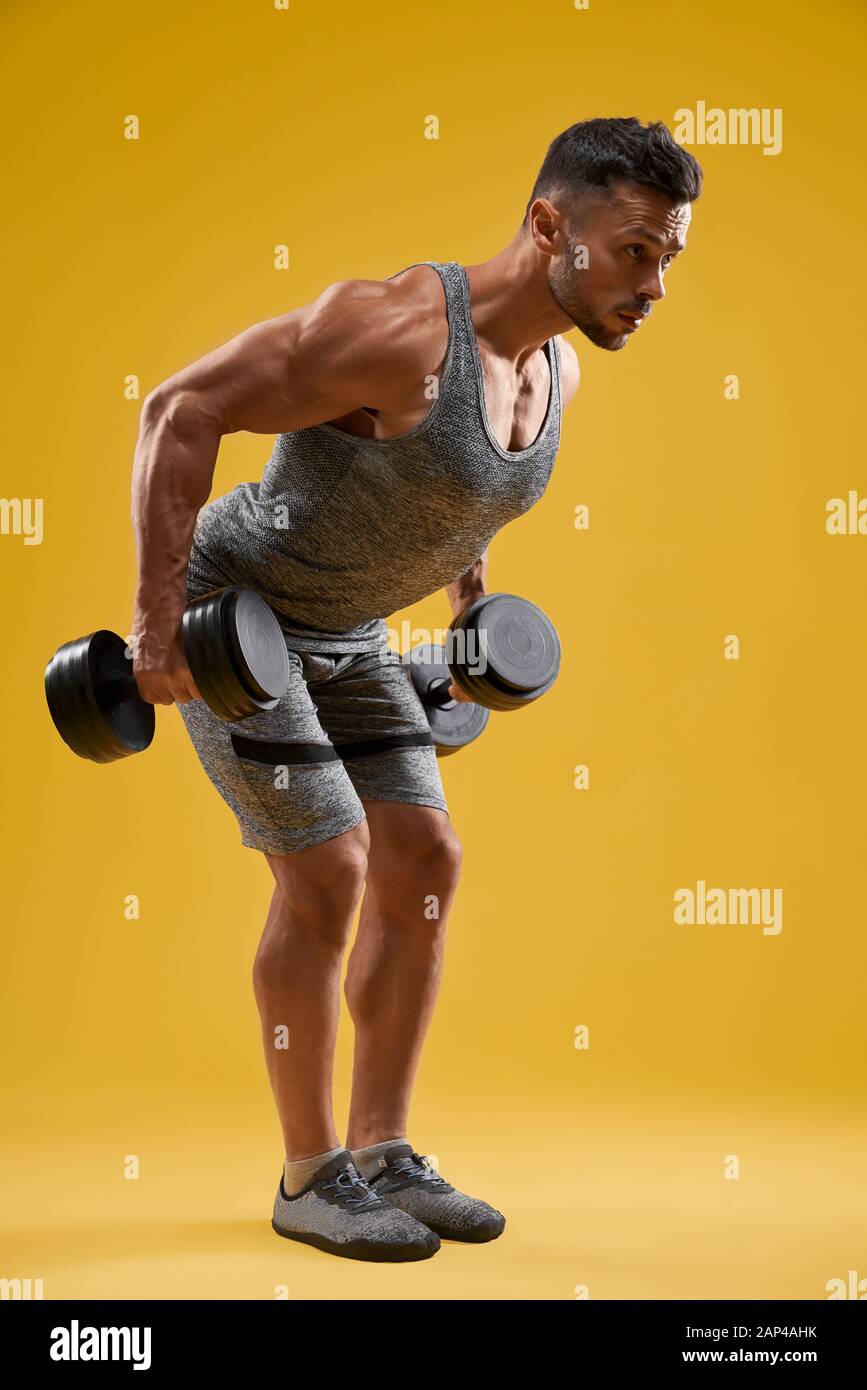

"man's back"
[184, 261, 563, 650]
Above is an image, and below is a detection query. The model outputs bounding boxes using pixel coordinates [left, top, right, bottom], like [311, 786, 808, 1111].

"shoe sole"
[426, 1221, 506, 1243]
[271, 1220, 440, 1262]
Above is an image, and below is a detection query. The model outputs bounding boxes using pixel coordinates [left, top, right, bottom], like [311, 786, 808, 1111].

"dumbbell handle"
[99, 620, 202, 707]
[99, 673, 140, 705]
[425, 674, 457, 710]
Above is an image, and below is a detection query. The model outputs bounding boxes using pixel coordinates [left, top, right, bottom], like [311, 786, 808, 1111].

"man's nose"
[635, 269, 665, 304]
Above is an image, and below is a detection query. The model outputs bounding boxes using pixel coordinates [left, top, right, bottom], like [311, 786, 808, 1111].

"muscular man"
[130, 117, 701, 1263]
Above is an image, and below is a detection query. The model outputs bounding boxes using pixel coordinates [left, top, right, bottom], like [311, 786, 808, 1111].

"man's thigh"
[177, 649, 367, 856]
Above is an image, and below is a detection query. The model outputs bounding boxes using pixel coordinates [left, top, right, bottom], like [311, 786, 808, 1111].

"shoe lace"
[321, 1164, 383, 1210]
[388, 1151, 451, 1190]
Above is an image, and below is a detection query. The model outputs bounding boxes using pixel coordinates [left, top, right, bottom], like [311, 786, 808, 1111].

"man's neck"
[462, 235, 571, 367]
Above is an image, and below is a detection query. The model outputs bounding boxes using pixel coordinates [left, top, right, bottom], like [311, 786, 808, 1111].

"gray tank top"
[187, 260, 562, 652]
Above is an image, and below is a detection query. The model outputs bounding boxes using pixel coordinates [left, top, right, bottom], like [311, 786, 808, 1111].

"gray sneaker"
[364, 1143, 506, 1243]
[271, 1149, 441, 1262]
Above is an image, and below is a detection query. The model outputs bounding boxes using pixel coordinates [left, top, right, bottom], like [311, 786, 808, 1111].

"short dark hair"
[523, 117, 703, 225]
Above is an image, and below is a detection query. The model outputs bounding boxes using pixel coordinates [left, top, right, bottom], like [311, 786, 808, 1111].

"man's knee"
[369, 816, 463, 905]
[424, 824, 463, 882]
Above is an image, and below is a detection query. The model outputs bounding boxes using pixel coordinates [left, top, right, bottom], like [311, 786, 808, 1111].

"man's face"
[547, 181, 691, 350]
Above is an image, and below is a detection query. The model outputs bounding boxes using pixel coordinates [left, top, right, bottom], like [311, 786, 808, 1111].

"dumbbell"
[404, 593, 560, 756]
[45, 586, 290, 763]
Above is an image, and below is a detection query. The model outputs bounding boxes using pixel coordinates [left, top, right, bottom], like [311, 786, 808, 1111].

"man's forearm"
[445, 550, 489, 617]
[131, 392, 221, 652]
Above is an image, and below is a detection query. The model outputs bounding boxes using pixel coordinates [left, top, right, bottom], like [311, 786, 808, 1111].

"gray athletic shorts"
[177, 641, 448, 855]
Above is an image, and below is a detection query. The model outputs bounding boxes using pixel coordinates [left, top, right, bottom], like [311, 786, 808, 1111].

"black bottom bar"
[4, 1298, 861, 1372]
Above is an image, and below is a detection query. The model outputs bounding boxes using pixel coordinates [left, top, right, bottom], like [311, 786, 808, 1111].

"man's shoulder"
[307, 267, 450, 396]
[315, 264, 446, 326]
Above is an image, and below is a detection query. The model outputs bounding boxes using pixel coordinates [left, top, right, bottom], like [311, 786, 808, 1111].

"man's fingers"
[448, 682, 473, 704]
[135, 681, 172, 707]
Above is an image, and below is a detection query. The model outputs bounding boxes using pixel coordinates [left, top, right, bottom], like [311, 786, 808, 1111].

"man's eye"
[625, 245, 643, 258]
[662, 254, 673, 268]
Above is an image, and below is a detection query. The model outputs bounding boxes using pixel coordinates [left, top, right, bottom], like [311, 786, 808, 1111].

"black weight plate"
[447, 600, 518, 707]
[449, 594, 560, 710]
[181, 591, 237, 719]
[182, 589, 257, 720]
[469, 594, 560, 693]
[224, 589, 290, 703]
[444, 605, 489, 705]
[183, 588, 289, 720]
[405, 643, 489, 754]
[45, 630, 154, 763]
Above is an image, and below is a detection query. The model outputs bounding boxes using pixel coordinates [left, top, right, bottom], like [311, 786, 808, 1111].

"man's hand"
[447, 680, 474, 703]
[444, 551, 491, 703]
[129, 626, 202, 706]
[446, 588, 487, 704]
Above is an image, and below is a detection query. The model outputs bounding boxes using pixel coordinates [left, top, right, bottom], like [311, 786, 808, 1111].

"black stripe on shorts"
[231, 731, 434, 765]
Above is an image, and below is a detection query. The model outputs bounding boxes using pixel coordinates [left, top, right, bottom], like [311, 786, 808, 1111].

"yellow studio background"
[2, 0, 865, 1300]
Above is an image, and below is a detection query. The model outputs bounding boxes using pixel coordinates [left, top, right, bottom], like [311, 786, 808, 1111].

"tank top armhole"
[383, 260, 458, 436]
[549, 334, 563, 448]
[550, 334, 562, 396]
